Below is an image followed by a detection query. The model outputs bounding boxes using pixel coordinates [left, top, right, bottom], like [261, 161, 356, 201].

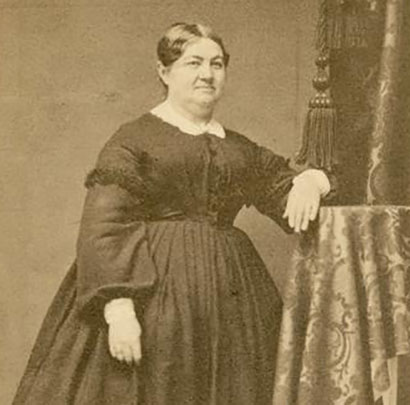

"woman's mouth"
[195, 86, 215, 91]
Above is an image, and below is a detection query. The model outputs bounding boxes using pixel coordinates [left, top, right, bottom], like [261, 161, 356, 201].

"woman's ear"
[157, 61, 169, 87]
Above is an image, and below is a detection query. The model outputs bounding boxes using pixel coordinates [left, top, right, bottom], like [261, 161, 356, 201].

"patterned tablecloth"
[272, 206, 410, 405]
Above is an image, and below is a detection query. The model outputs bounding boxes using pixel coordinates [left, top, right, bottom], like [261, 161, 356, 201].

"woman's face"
[158, 37, 227, 117]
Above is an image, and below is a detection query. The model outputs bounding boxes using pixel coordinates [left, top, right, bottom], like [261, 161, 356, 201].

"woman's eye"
[187, 60, 200, 67]
[211, 61, 224, 69]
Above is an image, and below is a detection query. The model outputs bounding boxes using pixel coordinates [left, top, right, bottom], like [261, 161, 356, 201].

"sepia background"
[0, 0, 317, 403]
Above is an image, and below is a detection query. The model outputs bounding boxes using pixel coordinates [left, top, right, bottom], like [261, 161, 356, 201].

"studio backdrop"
[0, 1, 318, 403]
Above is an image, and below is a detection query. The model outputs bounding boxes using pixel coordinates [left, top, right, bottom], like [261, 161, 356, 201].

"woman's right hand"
[108, 316, 142, 364]
[104, 298, 142, 364]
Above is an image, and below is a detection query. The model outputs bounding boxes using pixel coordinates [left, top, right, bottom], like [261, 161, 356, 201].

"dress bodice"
[85, 113, 296, 229]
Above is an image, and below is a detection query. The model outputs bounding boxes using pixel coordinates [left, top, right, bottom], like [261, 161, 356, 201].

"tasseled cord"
[296, 54, 336, 171]
[296, 0, 378, 171]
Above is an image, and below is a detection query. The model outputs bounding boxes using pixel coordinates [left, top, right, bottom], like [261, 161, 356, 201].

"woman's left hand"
[283, 179, 321, 233]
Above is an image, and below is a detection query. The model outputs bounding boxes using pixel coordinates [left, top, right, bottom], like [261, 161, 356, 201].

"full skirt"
[13, 220, 282, 405]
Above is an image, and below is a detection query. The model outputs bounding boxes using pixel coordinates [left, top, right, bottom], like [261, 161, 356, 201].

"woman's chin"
[193, 94, 220, 107]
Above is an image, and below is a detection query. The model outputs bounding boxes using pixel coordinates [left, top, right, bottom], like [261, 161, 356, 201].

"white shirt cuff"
[293, 169, 331, 197]
[104, 298, 136, 324]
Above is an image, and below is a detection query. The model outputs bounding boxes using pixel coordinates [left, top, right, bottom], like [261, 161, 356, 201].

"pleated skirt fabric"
[13, 220, 282, 405]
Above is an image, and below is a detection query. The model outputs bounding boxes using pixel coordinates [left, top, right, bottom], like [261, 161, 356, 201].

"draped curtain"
[365, 0, 410, 204]
[271, 2, 410, 404]
[326, 0, 410, 205]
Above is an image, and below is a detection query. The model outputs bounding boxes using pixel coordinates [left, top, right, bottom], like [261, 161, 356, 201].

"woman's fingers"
[285, 183, 321, 232]
[284, 190, 296, 226]
[300, 203, 311, 231]
[284, 192, 296, 229]
[108, 317, 142, 364]
[309, 198, 320, 221]
[293, 200, 304, 233]
[122, 345, 133, 364]
[283, 192, 293, 219]
[131, 339, 142, 363]
[286, 190, 305, 232]
[113, 347, 125, 362]
[301, 197, 320, 231]
[111, 341, 140, 364]
[114, 343, 132, 363]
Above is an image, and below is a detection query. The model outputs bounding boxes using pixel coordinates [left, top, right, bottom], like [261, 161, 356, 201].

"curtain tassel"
[296, 54, 336, 171]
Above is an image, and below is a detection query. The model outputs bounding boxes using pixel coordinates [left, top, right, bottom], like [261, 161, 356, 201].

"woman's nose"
[198, 63, 213, 79]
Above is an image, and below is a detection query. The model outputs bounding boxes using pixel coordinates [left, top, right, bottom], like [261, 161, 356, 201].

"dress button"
[206, 136, 217, 155]
[209, 199, 218, 211]
[208, 211, 218, 225]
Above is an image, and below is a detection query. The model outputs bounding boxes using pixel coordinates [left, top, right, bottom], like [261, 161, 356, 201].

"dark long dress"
[13, 113, 297, 405]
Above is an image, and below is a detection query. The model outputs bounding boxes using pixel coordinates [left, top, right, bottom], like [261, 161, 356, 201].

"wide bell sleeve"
[75, 129, 157, 319]
[249, 144, 298, 233]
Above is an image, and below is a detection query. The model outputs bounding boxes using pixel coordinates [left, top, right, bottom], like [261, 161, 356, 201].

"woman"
[13, 23, 333, 405]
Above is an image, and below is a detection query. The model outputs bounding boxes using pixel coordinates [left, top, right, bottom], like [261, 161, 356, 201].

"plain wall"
[0, 1, 316, 403]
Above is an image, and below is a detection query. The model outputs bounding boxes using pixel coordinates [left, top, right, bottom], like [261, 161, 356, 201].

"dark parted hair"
[157, 22, 230, 67]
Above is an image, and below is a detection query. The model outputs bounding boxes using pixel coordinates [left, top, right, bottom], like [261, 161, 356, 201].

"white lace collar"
[150, 100, 226, 139]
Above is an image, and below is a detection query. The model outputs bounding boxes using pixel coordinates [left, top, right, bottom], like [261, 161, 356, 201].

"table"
[272, 206, 410, 405]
